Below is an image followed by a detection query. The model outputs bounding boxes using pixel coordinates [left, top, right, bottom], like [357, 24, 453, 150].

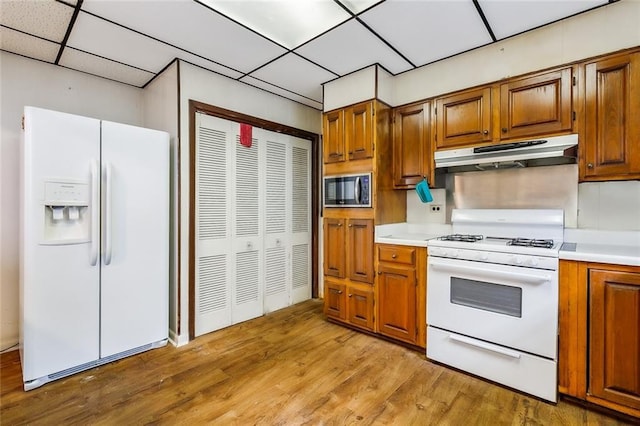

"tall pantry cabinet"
[322, 100, 406, 333]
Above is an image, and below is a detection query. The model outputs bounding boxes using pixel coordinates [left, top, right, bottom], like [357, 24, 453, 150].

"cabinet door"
[589, 269, 640, 411]
[345, 102, 374, 161]
[323, 218, 345, 278]
[348, 219, 374, 283]
[583, 53, 640, 180]
[435, 87, 491, 149]
[323, 110, 344, 164]
[500, 68, 572, 139]
[324, 280, 346, 321]
[377, 264, 417, 344]
[348, 286, 374, 331]
[393, 102, 430, 188]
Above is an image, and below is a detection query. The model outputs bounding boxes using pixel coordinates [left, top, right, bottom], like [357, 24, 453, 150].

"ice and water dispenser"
[42, 180, 90, 244]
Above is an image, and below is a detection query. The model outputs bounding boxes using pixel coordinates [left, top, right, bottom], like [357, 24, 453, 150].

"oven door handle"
[429, 258, 552, 285]
[449, 334, 521, 359]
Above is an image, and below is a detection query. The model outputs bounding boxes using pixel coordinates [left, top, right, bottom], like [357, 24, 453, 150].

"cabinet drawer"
[378, 245, 416, 265]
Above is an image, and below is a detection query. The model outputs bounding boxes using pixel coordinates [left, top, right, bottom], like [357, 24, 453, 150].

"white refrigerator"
[20, 106, 169, 390]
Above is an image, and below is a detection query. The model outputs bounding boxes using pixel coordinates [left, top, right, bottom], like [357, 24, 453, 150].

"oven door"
[426, 256, 557, 359]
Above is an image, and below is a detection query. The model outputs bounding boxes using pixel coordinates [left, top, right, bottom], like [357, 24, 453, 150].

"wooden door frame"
[188, 99, 320, 340]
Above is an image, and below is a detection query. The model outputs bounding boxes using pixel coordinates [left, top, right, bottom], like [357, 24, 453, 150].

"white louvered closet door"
[264, 134, 290, 313]
[290, 136, 312, 304]
[232, 128, 264, 324]
[194, 113, 233, 336]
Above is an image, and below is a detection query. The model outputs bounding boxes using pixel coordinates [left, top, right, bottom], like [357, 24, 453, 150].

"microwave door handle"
[354, 176, 361, 204]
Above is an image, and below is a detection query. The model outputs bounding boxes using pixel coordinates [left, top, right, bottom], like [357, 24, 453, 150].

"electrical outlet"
[430, 204, 442, 213]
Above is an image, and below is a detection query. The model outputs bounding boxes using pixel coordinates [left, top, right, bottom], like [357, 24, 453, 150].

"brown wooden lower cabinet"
[376, 244, 427, 348]
[323, 243, 426, 348]
[347, 286, 374, 331]
[377, 263, 417, 344]
[324, 279, 374, 332]
[589, 269, 640, 411]
[324, 280, 346, 321]
[558, 260, 640, 418]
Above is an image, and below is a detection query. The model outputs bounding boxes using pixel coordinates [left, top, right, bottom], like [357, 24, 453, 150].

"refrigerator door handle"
[90, 160, 100, 266]
[104, 163, 113, 265]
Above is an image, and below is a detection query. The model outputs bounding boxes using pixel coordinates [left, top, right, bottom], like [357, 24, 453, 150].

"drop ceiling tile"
[0, 0, 74, 42]
[200, 0, 351, 49]
[360, 0, 493, 67]
[240, 76, 323, 110]
[341, 0, 384, 15]
[59, 47, 154, 87]
[67, 12, 174, 72]
[81, 0, 287, 74]
[478, 0, 608, 40]
[248, 53, 336, 102]
[296, 19, 412, 75]
[0, 26, 59, 62]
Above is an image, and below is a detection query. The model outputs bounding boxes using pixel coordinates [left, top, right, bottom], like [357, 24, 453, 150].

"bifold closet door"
[194, 112, 312, 337]
[264, 132, 290, 313]
[290, 137, 312, 304]
[232, 128, 263, 324]
[195, 113, 233, 336]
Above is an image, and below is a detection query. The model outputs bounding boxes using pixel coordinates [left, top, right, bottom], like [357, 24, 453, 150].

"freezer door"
[21, 107, 100, 381]
[100, 121, 169, 358]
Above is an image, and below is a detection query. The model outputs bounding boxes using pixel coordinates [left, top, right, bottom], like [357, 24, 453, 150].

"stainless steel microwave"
[323, 173, 371, 208]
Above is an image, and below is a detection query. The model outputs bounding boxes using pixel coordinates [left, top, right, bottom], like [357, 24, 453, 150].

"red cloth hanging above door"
[240, 123, 252, 148]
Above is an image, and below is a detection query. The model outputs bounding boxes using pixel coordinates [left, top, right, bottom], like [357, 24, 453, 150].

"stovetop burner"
[438, 234, 484, 243]
[507, 238, 555, 248]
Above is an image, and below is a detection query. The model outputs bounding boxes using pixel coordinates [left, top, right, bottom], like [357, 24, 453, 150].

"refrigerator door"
[21, 107, 100, 381]
[99, 121, 169, 358]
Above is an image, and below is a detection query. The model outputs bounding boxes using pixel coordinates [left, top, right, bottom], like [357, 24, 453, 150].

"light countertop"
[374, 224, 640, 267]
[375, 223, 452, 248]
[560, 229, 640, 267]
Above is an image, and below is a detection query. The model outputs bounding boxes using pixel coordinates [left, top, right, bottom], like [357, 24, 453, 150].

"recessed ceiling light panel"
[200, 0, 352, 49]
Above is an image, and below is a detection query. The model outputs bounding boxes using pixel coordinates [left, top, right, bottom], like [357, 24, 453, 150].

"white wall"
[0, 51, 144, 350]
[177, 60, 322, 344]
[141, 61, 179, 344]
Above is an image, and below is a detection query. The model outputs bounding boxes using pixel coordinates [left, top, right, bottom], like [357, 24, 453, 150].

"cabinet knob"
[392, 254, 397, 259]
[348, 223, 353, 227]
[501, 127, 507, 133]
[378, 271, 382, 275]
[348, 293, 353, 297]
[337, 290, 343, 294]
[338, 223, 342, 227]
[587, 163, 594, 169]
[483, 130, 489, 135]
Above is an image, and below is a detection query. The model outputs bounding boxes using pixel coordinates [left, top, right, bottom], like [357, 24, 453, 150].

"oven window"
[450, 277, 522, 317]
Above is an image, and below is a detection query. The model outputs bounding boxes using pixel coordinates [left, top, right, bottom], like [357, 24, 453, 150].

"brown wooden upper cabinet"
[582, 52, 640, 181]
[432, 67, 573, 151]
[323, 110, 344, 164]
[500, 67, 573, 140]
[393, 101, 431, 188]
[345, 101, 374, 161]
[323, 101, 374, 164]
[435, 87, 491, 149]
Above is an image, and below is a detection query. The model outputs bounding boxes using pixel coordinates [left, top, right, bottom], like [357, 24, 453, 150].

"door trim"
[188, 100, 320, 340]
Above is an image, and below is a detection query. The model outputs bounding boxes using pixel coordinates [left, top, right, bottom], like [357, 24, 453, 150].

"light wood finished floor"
[0, 299, 634, 425]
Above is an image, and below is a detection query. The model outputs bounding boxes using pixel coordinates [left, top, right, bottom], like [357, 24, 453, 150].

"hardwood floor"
[0, 299, 634, 425]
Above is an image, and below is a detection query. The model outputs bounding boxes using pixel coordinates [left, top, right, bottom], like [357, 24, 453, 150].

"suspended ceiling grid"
[0, 0, 612, 110]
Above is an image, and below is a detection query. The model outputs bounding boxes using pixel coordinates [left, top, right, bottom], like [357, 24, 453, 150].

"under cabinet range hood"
[434, 134, 578, 170]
